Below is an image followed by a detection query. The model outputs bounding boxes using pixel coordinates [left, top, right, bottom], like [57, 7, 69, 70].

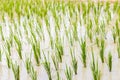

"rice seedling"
[30, 29, 37, 43]
[96, 36, 100, 47]
[36, 41, 41, 59]
[12, 62, 20, 80]
[25, 58, 32, 74]
[88, 29, 93, 42]
[6, 52, 12, 69]
[112, 27, 116, 43]
[105, 1, 110, 12]
[65, 65, 73, 80]
[95, 25, 100, 35]
[72, 22, 78, 41]
[91, 52, 101, 80]
[52, 9, 60, 32]
[81, 2, 87, 24]
[44, 16, 54, 49]
[107, 52, 112, 72]
[23, 22, 28, 37]
[87, 19, 93, 42]
[14, 35, 22, 59]
[107, 10, 111, 23]
[115, 20, 119, 36]
[55, 38, 64, 62]
[100, 21, 105, 35]
[43, 52, 52, 80]
[100, 39, 105, 63]
[35, 26, 43, 41]
[80, 39, 87, 67]
[36, 19, 45, 40]
[45, 16, 54, 48]
[113, 1, 119, 12]
[32, 43, 40, 66]
[30, 66, 37, 80]
[70, 48, 78, 75]
[94, 16, 99, 27]
[51, 55, 60, 80]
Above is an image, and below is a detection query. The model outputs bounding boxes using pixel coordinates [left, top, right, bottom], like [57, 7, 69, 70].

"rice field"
[0, 0, 120, 80]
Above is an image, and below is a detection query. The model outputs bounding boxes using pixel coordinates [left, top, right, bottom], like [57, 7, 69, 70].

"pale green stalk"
[43, 52, 52, 80]
[100, 39, 105, 63]
[12, 62, 20, 80]
[14, 35, 22, 59]
[70, 48, 77, 75]
[65, 66, 73, 80]
[91, 52, 101, 80]
[80, 39, 87, 67]
[107, 52, 112, 72]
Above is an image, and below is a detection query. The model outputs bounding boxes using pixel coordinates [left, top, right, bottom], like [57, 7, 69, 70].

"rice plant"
[91, 52, 101, 80]
[43, 52, 52, 80]
[30, 29, 37, 43]
[14, 35, 22, 59]
[30, 66, 37, 80]
[107, 52, 112, 72]
[12, 62, 20, 80]
[65, 65, 73, 80]
[112, 27, 116, 43]
[113, 1, 119, 12]
[87, 19, 93, 42]
[55, 38, 64, 62]
[6, 53, 12, 68]
[44, 16, 54, 49]
[115, 20, 119, 36]
[80, 39, 87, 67]
[51, 55, 60, 80]
[72, 22, 78, 41]
[32, 43, 40, 66]
[25, 58, 32, 74]
[96, 37, 100, 47]
[70, 48, 78, 75]
[100, 39, 105, 63]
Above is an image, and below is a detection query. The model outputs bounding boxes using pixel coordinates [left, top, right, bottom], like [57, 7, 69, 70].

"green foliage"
[65, 66, 73, 80]
[108, 52, 112, 72]
[100, 39, 105, 63]
[43, 52, 52, 80]
[70, 48, 77, 75]
[14, 35, 22, 59]
[80, 39, 87, 67]
[25, 58, 32, 73]
[30, 66, 37, 80]
[91, 52, 101, 80]
[12, 62, 20, 80]
[32, 42, 40, 66]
